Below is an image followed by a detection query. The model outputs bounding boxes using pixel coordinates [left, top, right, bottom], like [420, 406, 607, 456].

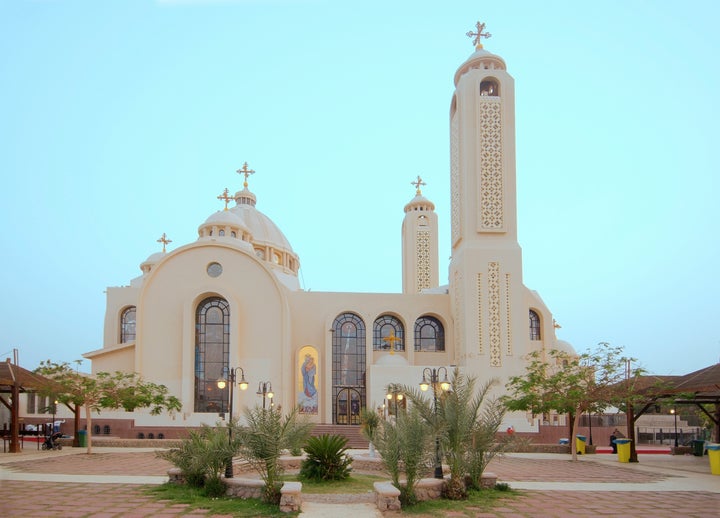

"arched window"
[194, 297, 230, 413]
[414, 316, 445, 352]
[480, 78, 500, 96]
[120, 306, 136, 343]
[332, 313, 366, 425]
[373, 314, 404, 351]
[529, 310, 541, 341]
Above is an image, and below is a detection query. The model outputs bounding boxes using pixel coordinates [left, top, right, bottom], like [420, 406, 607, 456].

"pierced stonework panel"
[451, 113, 461, 246]
[478, 100, 504, 232]
[453, 269, 464, 359]
[505, 273, 512, 356]
[476, 273, 483, 355]
[488, 262, 502, 367]
[416, 230, 431, 292]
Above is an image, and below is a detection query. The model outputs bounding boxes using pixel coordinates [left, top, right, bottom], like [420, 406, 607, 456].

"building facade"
[83, 36, 573, 434]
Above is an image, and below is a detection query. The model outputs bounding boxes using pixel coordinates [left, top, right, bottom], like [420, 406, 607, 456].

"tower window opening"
[480, 79, 499, 96]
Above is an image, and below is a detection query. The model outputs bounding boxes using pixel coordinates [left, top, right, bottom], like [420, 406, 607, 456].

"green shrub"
[157, 424, 234, 490]
[236, 405, 310, 504]
[374, 407, 435, 507]
[299, 434, 353, 481]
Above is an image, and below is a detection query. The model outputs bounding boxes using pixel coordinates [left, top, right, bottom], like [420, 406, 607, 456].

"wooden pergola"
[635, 363, 720, 443]
[0, 359, 60, 453]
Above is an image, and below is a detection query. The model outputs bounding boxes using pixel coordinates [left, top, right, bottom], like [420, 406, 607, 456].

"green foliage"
[157, 423, 235, 490]
[235, 405, 307, 505]
[359, 406, 381, 442]
[35, 360, 181, 452]
[393, 485, 519, 516]
[400, 368, 505, 500]
[504, 342, 646, 418]
[374, 406, 435, 507]
[503, 342, 662, 460]
[145, 483, 288, 517]
[282, 473, 382, 493]
[299, 434, 352, 481]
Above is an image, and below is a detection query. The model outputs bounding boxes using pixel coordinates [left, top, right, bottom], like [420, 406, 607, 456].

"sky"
[1, 0, 718, 377]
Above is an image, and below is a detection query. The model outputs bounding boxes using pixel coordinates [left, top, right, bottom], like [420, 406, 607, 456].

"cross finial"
[157, 232, 172, 253]
[217, 187, 233, 210]
[411, 175, 426, 195]
[382, 330, 403, 355]
[236, 162, 256, 189]
[466, 21, 491, 50]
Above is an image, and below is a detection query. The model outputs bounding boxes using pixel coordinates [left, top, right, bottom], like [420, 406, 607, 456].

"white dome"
[555, 339, 577, 355]
[139, 251, 166, 274]
[203, 209, 246, 228]
[230, 202, 294, 252]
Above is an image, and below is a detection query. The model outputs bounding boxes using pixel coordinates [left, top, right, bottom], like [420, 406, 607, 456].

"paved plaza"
[0, 446, 718, 517]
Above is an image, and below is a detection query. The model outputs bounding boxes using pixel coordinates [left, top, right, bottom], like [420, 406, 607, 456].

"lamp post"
[587, 410, 593, 446]
[385, 386, 404, 417]
[670, 408, 678, 448]
[419, 367, 450, 479]
[217, 366, 248, 478]
[52, 399, 58, 435]
[257, 381, 274, 410]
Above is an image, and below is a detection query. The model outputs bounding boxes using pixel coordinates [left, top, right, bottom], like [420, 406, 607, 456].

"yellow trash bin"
[707, 444, 720, 475]
[615, 438, 631, 463]
[575, 435, 587, 455]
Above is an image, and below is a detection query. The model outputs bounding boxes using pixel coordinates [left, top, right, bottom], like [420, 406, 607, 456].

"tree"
[373, 405, 435, 506]
[235, 404, 312, 504]
[35, 360, 181, 453]
[504, 342, 652, 461]
[402, 369, 504, 500]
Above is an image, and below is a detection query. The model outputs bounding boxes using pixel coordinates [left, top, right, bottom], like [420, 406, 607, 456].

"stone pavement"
[0, 447, 718, 517]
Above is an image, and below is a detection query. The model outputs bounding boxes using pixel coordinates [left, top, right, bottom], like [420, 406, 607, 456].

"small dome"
[198, 207, 253, 242]
[454, 48, 507, 86]
[139, 251, 166, 274]
[554, 339, 577, 355]
[404, 193, 435, 213]
[203, 209, 245, 227]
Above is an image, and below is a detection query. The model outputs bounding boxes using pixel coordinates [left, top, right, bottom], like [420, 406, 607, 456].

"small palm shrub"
[157, 423, 234, 494]
[299, 434, 353, 481]
[374, 407, 434, 507]
[236, 405, 310, 504]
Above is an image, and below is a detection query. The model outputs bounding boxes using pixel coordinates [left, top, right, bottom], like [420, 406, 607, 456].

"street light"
[257, 381, 274, 410]
[419, 367, 450, 479]
[52, 399, 58, 435]
[385, 386, 404, 417]
[217, 366, 248, 478]
[670, 408, 678, 448]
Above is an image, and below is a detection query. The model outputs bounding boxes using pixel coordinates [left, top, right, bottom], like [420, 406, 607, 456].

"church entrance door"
[334, 387, 362, 425]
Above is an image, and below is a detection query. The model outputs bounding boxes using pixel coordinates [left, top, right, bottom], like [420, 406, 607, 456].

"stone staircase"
[311, 424, 368, 448]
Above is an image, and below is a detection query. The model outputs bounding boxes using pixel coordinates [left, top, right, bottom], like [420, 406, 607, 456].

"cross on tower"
[236, 162, 256, 188]
[217, 187, 233, 210]
[157, 232, 172, 253]
[382, 331, 403, 355]
[466, 21, 491, 49]
[411, 175, 426, 195]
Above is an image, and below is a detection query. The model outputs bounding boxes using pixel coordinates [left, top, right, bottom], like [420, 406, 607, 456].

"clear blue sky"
[2, 1, 718, 376]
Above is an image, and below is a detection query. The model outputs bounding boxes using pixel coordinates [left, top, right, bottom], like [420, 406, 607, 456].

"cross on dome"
[412, 175, 426, 195]
[157, 232, 172, 253]
[467, 21, 491, 50]
[236, 162, 256, 188]
[217, 187, 233, 210]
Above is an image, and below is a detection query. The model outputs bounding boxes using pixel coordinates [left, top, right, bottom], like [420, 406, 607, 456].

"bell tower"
[448, 24, 526, 373]
[402, 176, 439, 294]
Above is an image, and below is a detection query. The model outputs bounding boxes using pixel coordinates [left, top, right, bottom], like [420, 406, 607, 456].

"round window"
[207, 262, 223, 278]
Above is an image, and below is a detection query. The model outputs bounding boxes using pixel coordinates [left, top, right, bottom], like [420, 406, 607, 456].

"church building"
[84, 25, 573, 434]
